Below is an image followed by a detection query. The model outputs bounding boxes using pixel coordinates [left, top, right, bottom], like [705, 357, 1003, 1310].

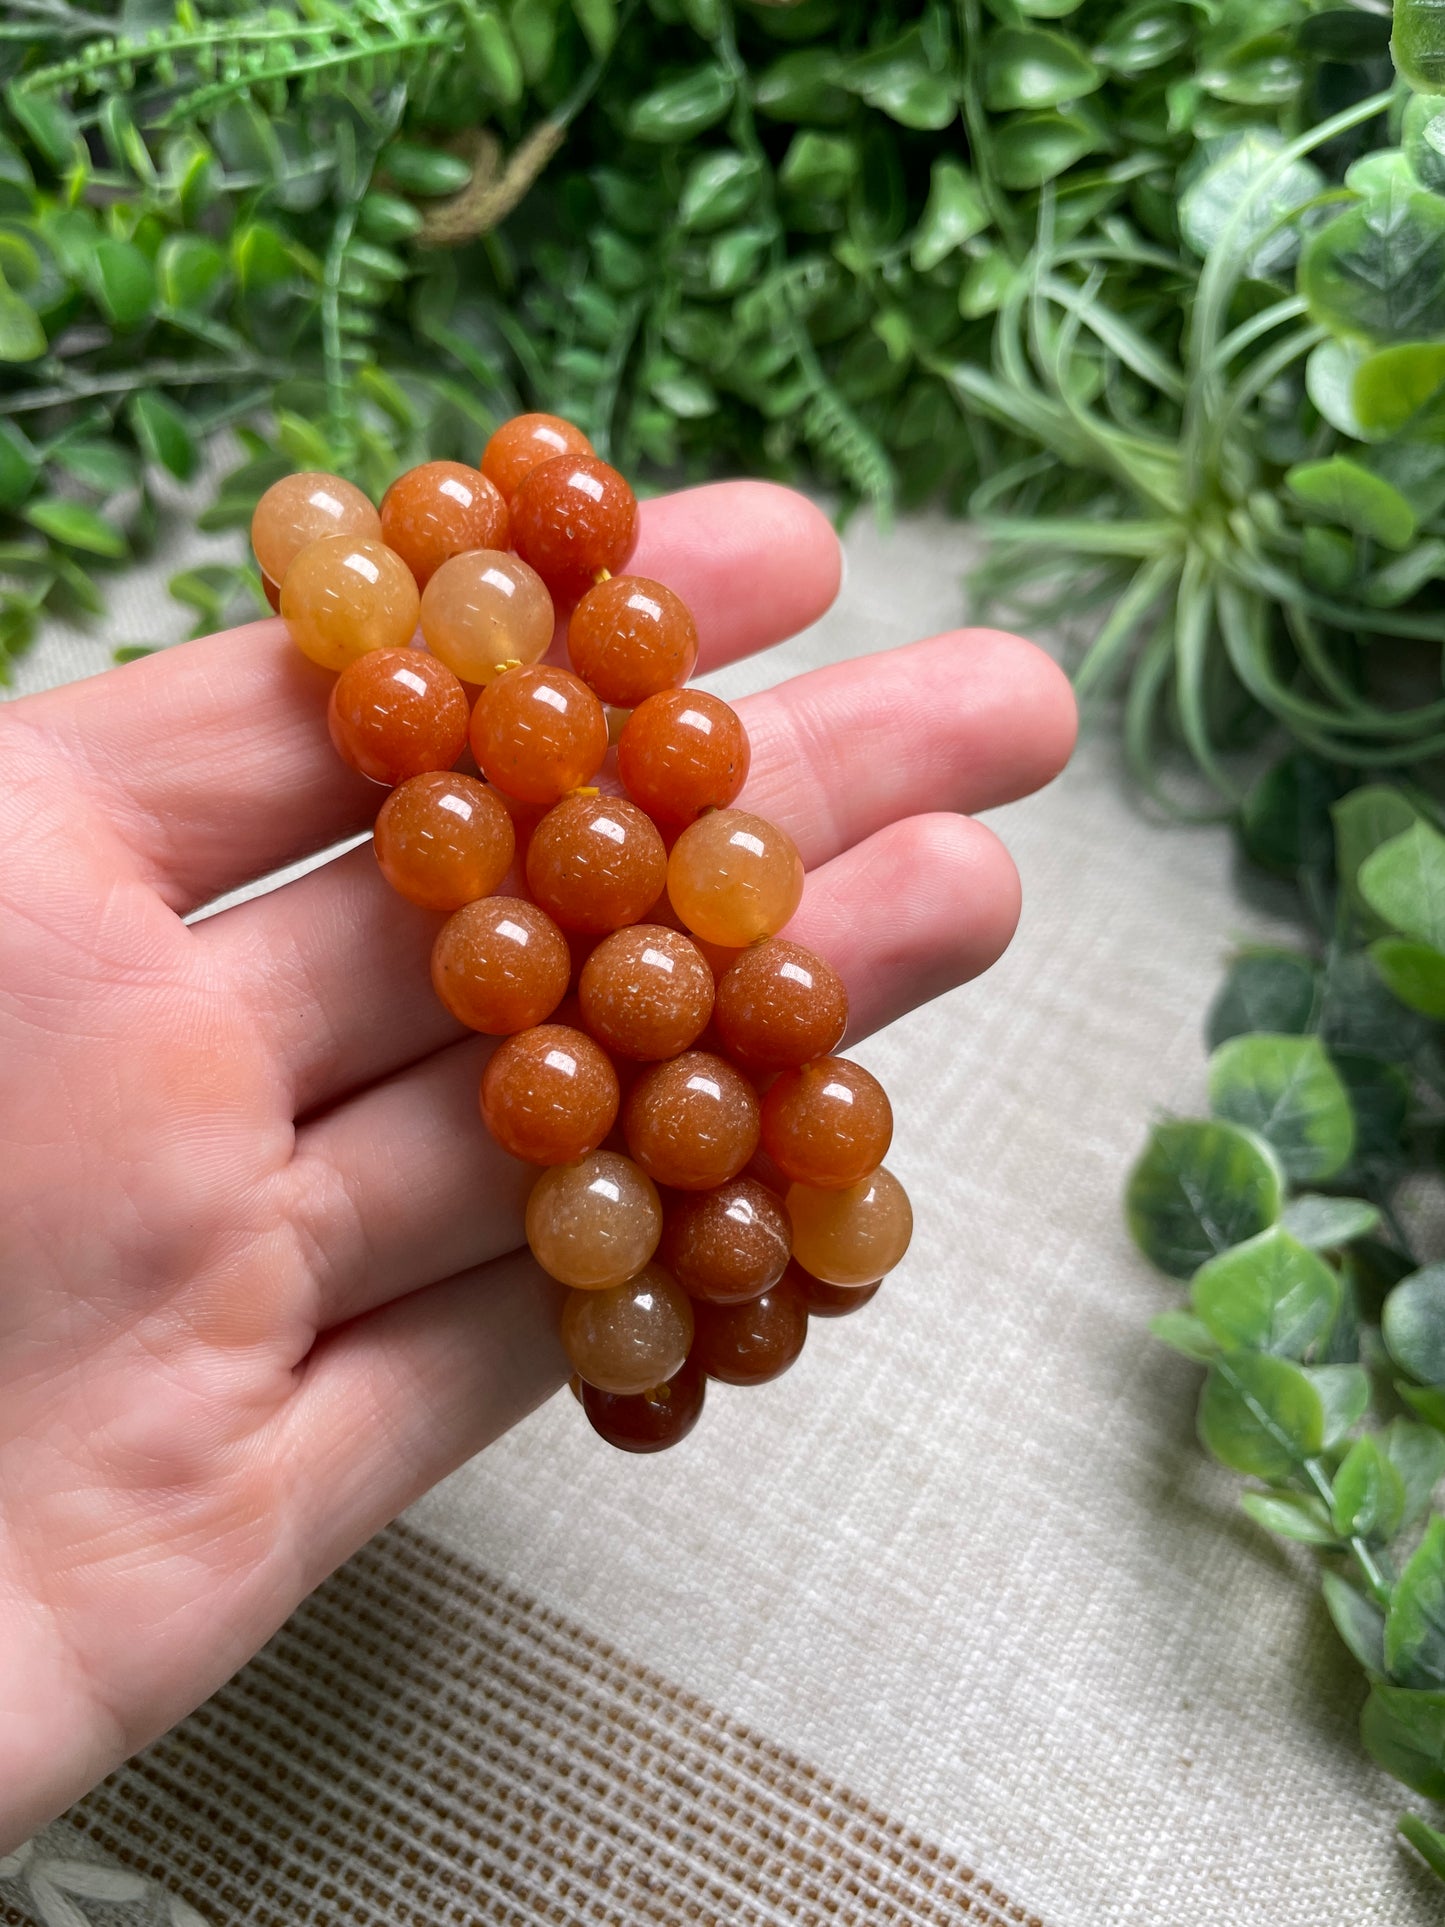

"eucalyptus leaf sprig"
[1127, 761, 1445, 1885]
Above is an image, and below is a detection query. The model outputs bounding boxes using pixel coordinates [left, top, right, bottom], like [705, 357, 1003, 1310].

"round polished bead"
[419, 549, 554, 686]
[761, 1057, 893, 1189]
[666, 809, 805, 947]
[281, 535, 421, 671]
[660, 1176, 791, 1305]
[567, 575, 699, 707]
[481, 412, 594, 500]
[623, 1049, 760, 1191]
[509, 454, 638, 599]
[560, 1262, 694, 1394]
[327, 648, 469, 786]
[262, 572, 282, 613]
[578, 924, 715, 1061]
[787, 1167, 913, 1287]
[251, 471, 381, 585]
[714, 939, 848, 1072]
[690, 1276, 809, 1386]
[527, 1150, 663, 1290]
[432, 895, 570, 1033]
[526, 793, 667, 935]
[374, 772, 515, 912]
[469, 665, 608, 806]
[380, 460, 509, 586]
[792, 1261, 883, 1319]
[480, 1023, 619, 1165]
[581, 1357, 707, 1453]
[618, 690, 750, 826]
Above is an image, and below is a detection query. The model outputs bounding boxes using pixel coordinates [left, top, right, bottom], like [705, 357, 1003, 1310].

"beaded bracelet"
[251, 415, 913, 1454]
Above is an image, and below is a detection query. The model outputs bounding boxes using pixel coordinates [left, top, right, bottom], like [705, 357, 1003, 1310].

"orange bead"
[481, 412, 594, 500]
[623, 1050, 760, 1191]
[666, 809, 805, 947]
[526, 793, 667, 935]
[526, 1150, 662, 1289]
[760, 1057, 893, 1189]
[419, 549, 554, 686]
[567, 575, 699, 707]
[560, 1262, 694, 1394]
[617, 690, 750, 826]
[714, 938, 848, 1072]
[328, 648, 469, 785]
[690, 1276, 809, 1387]
[374, 772, 515, 912]
[660, 1176, 791, 1305]
[581, 1358, 707, 1453]
[578, 924, 715, 1060]
[791, 1261, 882, 1319]
[431, 895, 570, 1033]
[469, 665, 608, 806]
[262, 572, 282, 613]
[251, 471, 381, 584]
[380, 461, 509, 586]
[786, 1167, 912, 1287]
[280, 535, 420, 671]
[510, 454, 638, 599]
[480, 1023, 619, 1165]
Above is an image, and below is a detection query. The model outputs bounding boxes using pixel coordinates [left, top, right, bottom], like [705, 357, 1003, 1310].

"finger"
[209, 627, 1068, 1112]
[282, 811, 1018, 1333]
[23, 483, 841, 915]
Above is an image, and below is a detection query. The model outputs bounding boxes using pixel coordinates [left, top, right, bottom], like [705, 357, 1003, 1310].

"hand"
[0, 482, 1075, 1848]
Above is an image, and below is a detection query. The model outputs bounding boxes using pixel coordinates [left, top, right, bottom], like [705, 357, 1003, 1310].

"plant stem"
[1304, 1458, 1393, 1603]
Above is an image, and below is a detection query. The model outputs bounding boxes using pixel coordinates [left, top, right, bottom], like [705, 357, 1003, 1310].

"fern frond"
[800, 384, 896, 514]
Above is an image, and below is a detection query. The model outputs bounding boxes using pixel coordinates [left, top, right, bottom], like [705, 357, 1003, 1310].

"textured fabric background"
[6, 504, 1440, 1926]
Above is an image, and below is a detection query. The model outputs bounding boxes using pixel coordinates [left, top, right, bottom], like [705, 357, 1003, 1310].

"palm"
[0, 482, 1074, 1851]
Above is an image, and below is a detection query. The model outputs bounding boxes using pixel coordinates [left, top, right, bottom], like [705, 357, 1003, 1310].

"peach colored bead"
[509, 454, 637, 599]
[262, 573, 281, 613]
[481, 412, 594, 500]
[526, 793, 667, 935]
[327, 648, 469, 786]
[760, 1057, 893, 1189]
[469, 665, 608, 806]
[251, 470, 381, 584]
[578, 924, 715, 1060]
[560, 1262, 694, 1395]
[666, 809, 805, 947]
[786, 1167, 913, 1287]
[713, 938, 848, 1072]
[374, 772, 515, 912]
[480, 1024, 619, 1165]
[280, 534, 420, 671]
[526, 1150, 663, 1289]
[380, 460, 509, 586]
[623, 1050, 760, 1191]
[567, 575, 699, 707]
[419, 549, 554, 685]
[431, 896, 570, 1034]
[617, 689, 750, 825]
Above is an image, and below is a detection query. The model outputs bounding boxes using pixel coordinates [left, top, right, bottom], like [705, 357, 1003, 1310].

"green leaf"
[156, 235, 228, 314]
[382, 143, 474, 197]
[1093, 4, 1190, 76]
[466, 6, 524, 103]
[779, 131, 858, 201]
[627, 66, 735, 142]
[1148, 1309, 1219, 1361]
[1399, 1813, 1445, 1882]
[1240, 754, 1344, 875]
[1191, 1226, 1340, 1358]
[55, 440, 135, 495]
[1309, 1363, 1371, 1446]
[678, 151, 762, 231]
[1369, 938, 1445, 1018]
[1323, 1571, 1388, 1675]
[1395, 0, 1445, 92]
[982, 28, 1101, 111]
[1239, 1488, 1339, 1545]
[911, 160, 989, 272]
[1384, 1420, 1445, 1527]
[1385, 1266, 1445, 1386]
[90, 237, 156, 331]
[1286, 458, 1417, 552]
[754, 50, 854, 126]
[129, 393, 197, 483]
[1300, 185, 1445, 345]
[1404, 92, 1445, 193]
[1179, 131, 1324, 278]
[1206, 950, 1318, 1049]
[1360, 821, 1445, 948]
[0, 421, 39, 508]
[1125, 1119, 1284, 1280]
[1198, 1352, 1324, 1480]
[1388, 1519, 1445, 1689]
[1306, 339, 1370, 440]
[7, 86, 77, 170]
[1281, 1194, 1380, 1249]
[1363, 1681, 1445, 1797]
[0, 272, 44, 361]
[1207, 1033, 1355, 1184]
[1354, 342, 1445, 438]
[993, 109, 1103, 189]
[22, 498, 126, 558]
[1334, 787, 1423, 921]
[843, 32, 957, 130]
[509, 0, 557, 83]
[572, 0, 618, 57]
[1333, 1435, 1407, 1540]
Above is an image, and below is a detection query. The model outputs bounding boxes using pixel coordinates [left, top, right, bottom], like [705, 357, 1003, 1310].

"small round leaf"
[1125, 1119, 1283, 1279]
